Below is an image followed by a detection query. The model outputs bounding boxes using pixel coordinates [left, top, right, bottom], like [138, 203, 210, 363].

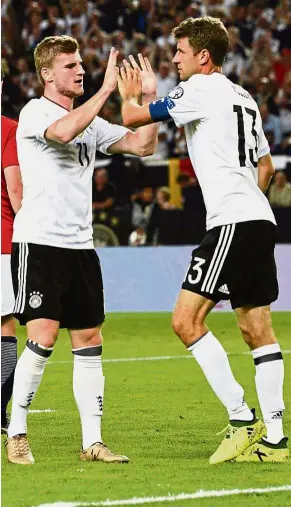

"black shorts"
[11, 243, 105, 329]
[182, 220, 278, 309]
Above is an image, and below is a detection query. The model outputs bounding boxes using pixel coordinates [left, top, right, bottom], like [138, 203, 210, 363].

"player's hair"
[172, 16, 229, 66]
[34, 35, 79, 86]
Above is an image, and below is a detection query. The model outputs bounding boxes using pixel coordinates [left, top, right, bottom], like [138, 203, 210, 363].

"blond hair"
[172, 16, 229, 66]
[34, 35, 79, 86]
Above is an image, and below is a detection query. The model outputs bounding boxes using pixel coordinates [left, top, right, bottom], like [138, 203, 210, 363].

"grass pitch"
[2, 312, 291, 507]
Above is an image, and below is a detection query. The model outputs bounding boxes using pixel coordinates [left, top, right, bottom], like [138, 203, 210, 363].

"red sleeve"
[2, 123, 19, 169]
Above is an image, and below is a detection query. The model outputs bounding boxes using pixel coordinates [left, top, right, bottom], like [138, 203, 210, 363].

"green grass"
[2, 312, 291, 507]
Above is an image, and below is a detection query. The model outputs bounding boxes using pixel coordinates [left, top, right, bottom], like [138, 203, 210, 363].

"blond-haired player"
[6, 35, 158, 465]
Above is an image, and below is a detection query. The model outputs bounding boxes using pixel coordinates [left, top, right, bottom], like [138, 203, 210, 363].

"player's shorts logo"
[29, 291, 43, 309]
[168, 86, 184, 100]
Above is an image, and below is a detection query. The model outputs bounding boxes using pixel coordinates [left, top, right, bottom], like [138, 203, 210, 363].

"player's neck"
[200, 64, 222, 76]
[43, 88, 73, 112]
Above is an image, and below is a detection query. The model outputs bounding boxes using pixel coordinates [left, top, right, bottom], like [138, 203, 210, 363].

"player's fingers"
[111, 49, 119, 67]
[144, 56, 152, 72]
[138, 53, 147, 71]
[107, 47, 116, 66]
[129, 54, 140, 70]
[123, 59, 133, 79]
[120, 66, 127, 80]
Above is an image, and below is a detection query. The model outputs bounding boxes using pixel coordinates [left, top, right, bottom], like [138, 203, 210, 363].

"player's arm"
[4, 165, 22, 213]
[258, 153, 275, 193]
[2, 125, 23, 213]
[45, 48, 119, 144]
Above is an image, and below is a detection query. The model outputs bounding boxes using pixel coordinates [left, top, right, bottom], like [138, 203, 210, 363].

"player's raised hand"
[128, 53, 157, 96]
[117, 63, 142, 101]
[103, 47, 119, 92]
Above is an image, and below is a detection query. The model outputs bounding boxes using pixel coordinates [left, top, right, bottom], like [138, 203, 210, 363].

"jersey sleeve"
[149, 75, 206, 127]
[257, 126, 270, 158]
[93, 117, 129, 155]
[2, 124, 19, 169]
[17, 100, 61, 143]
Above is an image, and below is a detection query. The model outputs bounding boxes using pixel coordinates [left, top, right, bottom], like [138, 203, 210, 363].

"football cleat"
[80, 442, 129, 463]
[5, 434, 35, 465]
[209, 410, 266, 464]
[234, 437, 289, 462]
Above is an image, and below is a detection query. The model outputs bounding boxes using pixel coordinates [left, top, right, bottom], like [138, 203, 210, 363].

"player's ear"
[41, 67, 54, 84]
[200, 49, 210, 65]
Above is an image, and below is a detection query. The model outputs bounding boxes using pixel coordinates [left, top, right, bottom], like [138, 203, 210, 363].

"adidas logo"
[96, 396, 103, 412]
[218, 284, 230, 295]
[26, 392, 34, 407]
[271, 411, 283, 420]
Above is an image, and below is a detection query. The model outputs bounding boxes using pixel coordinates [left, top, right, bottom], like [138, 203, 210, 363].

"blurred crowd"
[2, 0, 291, 244]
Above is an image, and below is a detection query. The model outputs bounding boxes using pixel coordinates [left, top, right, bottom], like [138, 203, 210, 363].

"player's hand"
[103, 47, 119, 93]
[128, 54, 157, 96]
[117, 64, 142, 101]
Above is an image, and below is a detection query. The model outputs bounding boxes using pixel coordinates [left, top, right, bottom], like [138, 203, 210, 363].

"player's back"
[170, 73, 275, 230]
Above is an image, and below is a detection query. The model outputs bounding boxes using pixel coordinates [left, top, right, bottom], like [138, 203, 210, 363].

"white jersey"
[14, 97, 129, 248]
[167, 73, 276, 230]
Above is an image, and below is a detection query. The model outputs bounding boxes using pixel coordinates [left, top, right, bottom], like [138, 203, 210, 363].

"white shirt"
[167, 73, 276, 230]
[14, 97, 128, 248]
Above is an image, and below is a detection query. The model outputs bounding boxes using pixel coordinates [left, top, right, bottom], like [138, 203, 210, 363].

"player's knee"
[172, 313, 186, 339]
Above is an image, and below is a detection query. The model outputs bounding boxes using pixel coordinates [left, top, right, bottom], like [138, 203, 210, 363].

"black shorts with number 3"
[11, 243, 105, 328]
[182, 220, 278, 309]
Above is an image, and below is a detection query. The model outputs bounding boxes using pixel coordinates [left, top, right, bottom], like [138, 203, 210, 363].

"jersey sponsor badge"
[168, 86, 184, 100]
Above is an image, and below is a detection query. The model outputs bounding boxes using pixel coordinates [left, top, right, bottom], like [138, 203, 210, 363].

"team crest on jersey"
[168, 86, 184, 100]
[29, 291, 43, 309]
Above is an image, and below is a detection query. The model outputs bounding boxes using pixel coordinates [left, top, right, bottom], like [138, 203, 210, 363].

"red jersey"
[1, 115, 19, 254]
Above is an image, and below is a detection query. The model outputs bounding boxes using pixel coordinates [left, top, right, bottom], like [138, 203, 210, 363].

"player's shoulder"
[19, 98, 43, 117]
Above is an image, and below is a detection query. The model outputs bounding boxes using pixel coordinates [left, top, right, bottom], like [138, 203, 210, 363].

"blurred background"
[2, 0, 291, 248]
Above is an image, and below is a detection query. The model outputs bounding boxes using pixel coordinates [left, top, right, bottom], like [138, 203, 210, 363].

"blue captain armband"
[149, 97, 176, 122]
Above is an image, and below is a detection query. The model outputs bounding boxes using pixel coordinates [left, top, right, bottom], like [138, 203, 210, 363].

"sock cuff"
[1, 336, 17, 343]
[72, 345, 102, 356]
[26, 339, 53, 358]
[252, 343, 282, 365]
[187, 331, 212, 352]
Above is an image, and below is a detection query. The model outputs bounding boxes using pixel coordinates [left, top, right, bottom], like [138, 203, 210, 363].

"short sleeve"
[166, 75, 206, 127]
[257, 126, 270, 158]
[2, 124, 19, 168]
[93, 117, 129, 155]
[17, 100, 64, 143]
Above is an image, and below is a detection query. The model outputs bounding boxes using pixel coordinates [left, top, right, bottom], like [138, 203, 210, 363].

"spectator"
[156, 61, 177, 98]
[92, 168, 116, 214]
[269, 170, 291, 207]
[146, 186, 175, 244]
[259, 102, 282, 152]
[276, 70, 291, 138]
[131, 186, 154, 229]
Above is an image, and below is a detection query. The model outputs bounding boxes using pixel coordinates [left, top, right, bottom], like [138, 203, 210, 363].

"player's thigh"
[11, 243, 70, 335]
[61, 249, 105, 330]
[1, 254, 15, 324]
[235, 305, 277, 349]
[228, 221, 278, 309]
[172, 289, 215, 344]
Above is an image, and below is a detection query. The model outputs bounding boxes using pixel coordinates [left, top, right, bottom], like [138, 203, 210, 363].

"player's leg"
[1, 253, 18, 433]
[1, 316, 17, 433]
[234, 305, 288, 462]
[172, 289, 251, 420]
[64, 249, 128, 463]
[6, 243, 64, 464]
[69, 326, 129, 463]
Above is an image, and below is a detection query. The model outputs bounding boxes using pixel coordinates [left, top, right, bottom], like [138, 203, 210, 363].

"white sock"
[252, 343, 285, 444]
[188, 331, 253, 421]
[8, 341, 53, 437]
[72, 346, 104, 450]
